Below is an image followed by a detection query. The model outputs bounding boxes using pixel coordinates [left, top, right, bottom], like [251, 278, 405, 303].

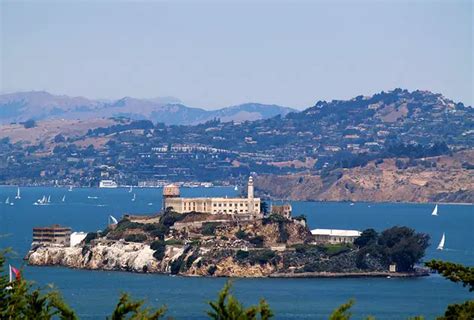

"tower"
[247, 176, 254, 214]
[162, 184, 180, 211]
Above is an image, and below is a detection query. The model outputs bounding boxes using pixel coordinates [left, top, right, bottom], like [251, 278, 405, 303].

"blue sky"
[1, 0, 472, 109]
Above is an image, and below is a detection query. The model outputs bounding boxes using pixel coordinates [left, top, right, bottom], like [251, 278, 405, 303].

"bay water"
[0, 186, 472, 319]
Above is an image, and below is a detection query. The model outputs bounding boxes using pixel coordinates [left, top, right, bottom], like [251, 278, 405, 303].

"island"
[26, 178, 430, 278]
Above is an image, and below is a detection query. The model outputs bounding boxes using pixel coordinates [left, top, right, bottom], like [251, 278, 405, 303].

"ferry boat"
[99, 180, 118, 188]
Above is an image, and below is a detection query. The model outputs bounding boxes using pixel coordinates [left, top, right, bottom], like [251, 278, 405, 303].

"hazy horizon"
[1, 1, 472, 109]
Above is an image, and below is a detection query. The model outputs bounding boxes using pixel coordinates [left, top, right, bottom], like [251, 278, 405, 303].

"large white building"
[311, 229, 362, 244]
[164, 177, 261, 216]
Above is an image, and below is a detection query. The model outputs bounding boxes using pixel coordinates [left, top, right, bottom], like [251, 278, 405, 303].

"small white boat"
[129, 186, 133, 193]
[350, 202, 355, 206]
[47, 195, 51, 203]
[234, 185, 238, 191]
[34, 195, 48, 206]
[68, 186, 73, 192]
[15, 187, 21, 199]
[437, 233, 445, 250]
[431, 204, 438, 216]
[62, 195, 66, 202]
[131, 193, 136, 202]
[99, 180, 118, 188]
[5, 197, 10, 204]
[147, 202, 153, 206]
[87, 196, 98, 199]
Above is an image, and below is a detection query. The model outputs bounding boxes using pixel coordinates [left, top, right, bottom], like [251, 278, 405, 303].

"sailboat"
[128, 186, 133, 193]
[47, 195, 51, 203]
[437, 233, 445, 250]
[234, 185, 238, 191]
[5, 197, 10, 205]
[15, 187, 21, 199]
[431, 204, 438, 216]
[108, 215, 118, 225]
[61, 195, 66, 202]
[131, 193, 136, 202]
[68, 186, 73, 192]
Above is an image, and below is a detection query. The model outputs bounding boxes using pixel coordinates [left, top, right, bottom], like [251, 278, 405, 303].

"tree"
[354, 229, 378, 248]
[109, 293, 166, 320]
[378, 226, 430, 271]
[23, 119, 36, 129]
[425, 260, 474, 319]
[0, 249, 78, 319]
[207, 282, 273, 320]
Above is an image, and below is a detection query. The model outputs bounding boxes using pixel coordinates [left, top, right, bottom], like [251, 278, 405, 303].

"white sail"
[15, 187, 21, 199]
[5, 197, 9, 204]
[131, 193, 136, 201]
[68, 186, 73, 192]
[431, 204, 438, 216]
[47, 195, 51, 203]
[129, 186, 133, 193]
[437, 233, 445, 250]
[62, 195, 66, 202]
[234, 185, 238, 191]
[109, 215, 118, 225]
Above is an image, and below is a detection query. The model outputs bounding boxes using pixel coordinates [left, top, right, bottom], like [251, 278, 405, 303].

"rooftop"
[311, 229, 361, 237]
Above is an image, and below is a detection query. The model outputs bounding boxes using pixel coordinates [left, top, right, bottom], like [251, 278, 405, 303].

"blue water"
[0, 186, 473, 319]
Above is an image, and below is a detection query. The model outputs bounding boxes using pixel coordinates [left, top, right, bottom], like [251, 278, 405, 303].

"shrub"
[170, 256, 185, 275]
[165, 239, 184, 246]
[202, 222, 219, 236]
[84, 232, 98, 244]
[124, 234, 147, 243]
[235, 229, 248, 240]
[150, 225, 169, 240]
[207, 265, 217, 275]
[23, 119, 36, 128]
[235, 250, 249, 261]
[249, 236, 264, 247]
[249, 250, 276, 265]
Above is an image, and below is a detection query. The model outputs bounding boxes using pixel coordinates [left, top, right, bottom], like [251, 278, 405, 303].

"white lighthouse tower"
[248, 176, 254, 214]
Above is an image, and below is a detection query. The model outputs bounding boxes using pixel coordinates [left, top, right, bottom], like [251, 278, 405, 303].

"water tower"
[162, 184, 180, 211]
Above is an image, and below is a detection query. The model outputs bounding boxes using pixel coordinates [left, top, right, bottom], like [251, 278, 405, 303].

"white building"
[164, 177, 261, 216]
[311, 229, 361, 244]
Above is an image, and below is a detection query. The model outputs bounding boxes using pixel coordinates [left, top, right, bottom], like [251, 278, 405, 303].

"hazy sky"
[1, 0, 472, 109]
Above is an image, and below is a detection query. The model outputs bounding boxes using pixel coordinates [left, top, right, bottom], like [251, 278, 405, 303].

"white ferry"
[99, 180, 118, 188]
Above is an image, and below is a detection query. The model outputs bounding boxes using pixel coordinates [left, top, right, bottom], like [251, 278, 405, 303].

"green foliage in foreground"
[426, 260, 474, 320]
[1, 248, 473, 319]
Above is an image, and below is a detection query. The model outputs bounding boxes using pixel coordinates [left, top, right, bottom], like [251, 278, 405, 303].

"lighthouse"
[248, 176, 254, 214]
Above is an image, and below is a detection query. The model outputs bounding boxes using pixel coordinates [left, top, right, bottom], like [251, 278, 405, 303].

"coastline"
[0, 184, 472, 205]
[26, 263, 429, 279]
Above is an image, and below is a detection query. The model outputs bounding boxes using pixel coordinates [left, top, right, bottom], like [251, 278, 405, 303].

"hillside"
[255, 151, 474, 203]
[0, 91, 294, 125]
[0, 88, 472, 204]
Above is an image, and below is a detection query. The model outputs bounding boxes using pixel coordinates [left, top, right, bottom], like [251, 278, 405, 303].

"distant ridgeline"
[0, 88, 472, 203]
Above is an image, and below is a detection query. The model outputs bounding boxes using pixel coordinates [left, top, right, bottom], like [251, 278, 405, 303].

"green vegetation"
[426, 260, 474, 320]
[248, 250, 277, 265]
[355, 226, 430, 271]
[202, 222, 219, 236]
[124, 234, 147, 243]
[83, 232, 98, 244]
[235, 250, 250, 261]
[207, 282, 273, 320]
[164, 239, 184, 246]
[150, 240, 166, 261]
[319, 244, 352, 257]
[235, 229, 248, 240]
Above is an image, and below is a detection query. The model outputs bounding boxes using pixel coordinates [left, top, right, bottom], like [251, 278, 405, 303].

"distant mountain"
[0, 91, 295, 125]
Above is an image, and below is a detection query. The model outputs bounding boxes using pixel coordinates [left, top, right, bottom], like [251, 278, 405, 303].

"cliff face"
[28, 241, 161, 273]
[255, 151, 474, 203]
